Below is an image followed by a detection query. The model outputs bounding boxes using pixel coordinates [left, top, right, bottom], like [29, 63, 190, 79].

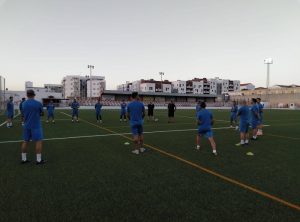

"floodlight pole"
[264, 58, 273, 107]
[159, 72, 164, 92]
[88, 65, 94, 99]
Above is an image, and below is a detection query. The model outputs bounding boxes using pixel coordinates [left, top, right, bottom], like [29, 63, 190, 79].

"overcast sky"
[1, 0, 300, 90]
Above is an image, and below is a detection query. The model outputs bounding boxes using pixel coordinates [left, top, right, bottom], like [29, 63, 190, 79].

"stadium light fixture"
[88, 65, 94, 99]
[159, 72, 164, 92]
[264, 58, 273, 89]
[264, 58, 273, 106]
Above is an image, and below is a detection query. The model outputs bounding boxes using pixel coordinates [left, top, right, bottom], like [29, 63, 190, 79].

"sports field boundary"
[59, 111, 300, 212]
[0, 113, 20, 127]
[0, 127, 233, 144]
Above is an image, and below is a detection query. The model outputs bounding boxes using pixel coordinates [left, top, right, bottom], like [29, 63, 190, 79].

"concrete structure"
[117, 77, 240, 96]
[62, 75, 85, 98]
[44, 84, 63, 93]
[240, 83, 255, 91]
[86, 76, 106, 98]
[172, 80, 186, 94]
[229, 86, 300, 108]
[118, 79, 172, 93]
[25, 82, 64, 104]
[102, 90, 217, 105]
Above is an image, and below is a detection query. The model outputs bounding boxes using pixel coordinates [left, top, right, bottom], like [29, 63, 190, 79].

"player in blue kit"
[196, 102, 217, 156]
[196, 101, 202, 115]
[6, 96, 14, 128]
[21, 90, 45, 164]
[46, 100, 55, 123]
[71, 98, 80, 122]
[95, 99, 103, 123]
[230, 101, 238, 130]
[250, 98, 260, 140]
[256, 98, 264, 136]
[236, 100, 250, 146]
[120, 99, 127, 122]
[127, 92, 145, 155]
[19, 97, 26, 125]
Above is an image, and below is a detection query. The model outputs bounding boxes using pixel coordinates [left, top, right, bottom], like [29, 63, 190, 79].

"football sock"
[245, 139, 249, 143]
[240, 140, 245, 145]
[22, 153, 27, 161]
[213, 149, 217, 154]
[36, 154, 42, 162]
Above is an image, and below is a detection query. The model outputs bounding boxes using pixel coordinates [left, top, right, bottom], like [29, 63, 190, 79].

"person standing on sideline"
[71, 98, 80, 122]
[250, 98, 260, 140]
[167, 100, 176, 123]
[21, 89, 45, 164]
[195, 102, 217, 156]
[46, 100, 55, 123]
[236, 100, 250, 146]
[19, 97, 26, 125]
[6, 96, 14, 128]
[120, 99, 127, 122]
[95, 99, 103, 123]
[256, 98, 264, 136]
[127, 92, 145, 155]
[230, 101, 238, 130]
[147, 101, 155, 121]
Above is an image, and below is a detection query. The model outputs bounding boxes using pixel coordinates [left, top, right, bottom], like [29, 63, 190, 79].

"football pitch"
[0, 109, 300, 221]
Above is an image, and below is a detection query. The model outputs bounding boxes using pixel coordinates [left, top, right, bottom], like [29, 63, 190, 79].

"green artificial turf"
[0, 109, 299, 221]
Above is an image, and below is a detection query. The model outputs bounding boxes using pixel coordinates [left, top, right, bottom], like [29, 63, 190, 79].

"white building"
[240, 83, 255, 91]
[24, 81, 63, 102]
[172, 80, 186, 94]
[44, 84, 63, 93]
[140, 82, 156, 92]
[86, 76, 106, 98]
[162, 83, 172, 93]
[62, 75, 84, 98]
[118, 79, 172, 93]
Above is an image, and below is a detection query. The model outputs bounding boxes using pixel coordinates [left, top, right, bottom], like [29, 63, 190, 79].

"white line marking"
[0, 113, 21, 127]
[0, 126, 234, 144]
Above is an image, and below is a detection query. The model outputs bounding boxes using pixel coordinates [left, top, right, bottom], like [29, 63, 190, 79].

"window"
[149, 87, 153, 90]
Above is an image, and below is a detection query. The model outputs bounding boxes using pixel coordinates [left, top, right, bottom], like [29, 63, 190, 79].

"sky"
[0, 0, 300, 90]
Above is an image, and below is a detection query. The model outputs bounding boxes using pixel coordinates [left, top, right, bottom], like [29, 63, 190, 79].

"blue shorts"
[47, 112, 54, 118]
[230, 113, 237, 122]
[251, 121, 259, 129]
[96, 111, 101, 116]
[72, 110, 79, 116]
[120, 110, 126, 115]
[198, 128, 213, 138]
[6, 112, 13, 119]
[23, 128, 43, 142]
[239, 122, 249, 133]
[130, 123, 143, 136]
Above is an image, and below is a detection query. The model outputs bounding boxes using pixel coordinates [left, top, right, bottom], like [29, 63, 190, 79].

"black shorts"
[168, 112, 174, 117]
[148, 110, 154, 116]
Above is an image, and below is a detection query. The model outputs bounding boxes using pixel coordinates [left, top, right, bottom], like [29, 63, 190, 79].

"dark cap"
[27, 89, 36, 97]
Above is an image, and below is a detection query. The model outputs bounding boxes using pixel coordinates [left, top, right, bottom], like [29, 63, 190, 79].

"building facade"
[62, 75, 106, 99]
[86, 76, 106, 98]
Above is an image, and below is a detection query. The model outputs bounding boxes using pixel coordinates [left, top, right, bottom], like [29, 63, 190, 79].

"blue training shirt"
[127, 100, 145, 124]
[238, 105, 249, 123]
[19, 101, 25, 112]
[23, 99, 43, 129]
[196, 104, 201, 113]
[95, 103, 103, 112]
[71, 102, 80, 110]
[121, 102, 127, 110]
[197, 109, 213, 130]
[231, 105, 238, 113]
[251, 104, 260, 122]
[258, 103, 263, 115]
[47, 103, 55, 114]
[7, 101, 14, 114]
